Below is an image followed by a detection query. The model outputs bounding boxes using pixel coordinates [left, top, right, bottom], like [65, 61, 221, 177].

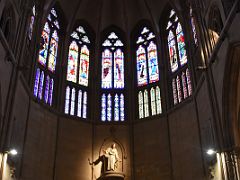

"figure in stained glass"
[102, 49, 112, 89]
[79, 45, 89, 86]
[67, 41, 78, 83]
[176, 23, 187, 65]
[48, 31, 59, 72]
[168, 31, 178, 72]
[114, 49, 124, 89]
[137, 45, 148, 86]
[38, 23, 50, 66]
[147, 42, 159, 83]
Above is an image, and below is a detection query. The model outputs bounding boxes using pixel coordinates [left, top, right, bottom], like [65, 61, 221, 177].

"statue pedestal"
[97, 171, 125, 180]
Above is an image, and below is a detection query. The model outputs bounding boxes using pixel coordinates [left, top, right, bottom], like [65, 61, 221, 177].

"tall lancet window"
[33, 8, 60, 106]
[65, 26, 91, 119]
[28, 5, 36, 40]
[166, 9, 192, 106]
[135, 26, 162, 119]
[190, 6, 198, 46]
[101, 32, 125, 122]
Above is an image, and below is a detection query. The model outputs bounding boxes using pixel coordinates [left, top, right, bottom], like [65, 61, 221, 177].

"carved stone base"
[97, 171, 125, 180]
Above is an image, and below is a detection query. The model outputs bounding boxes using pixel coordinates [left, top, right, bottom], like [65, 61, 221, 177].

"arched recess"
[223, 44, 240, 149]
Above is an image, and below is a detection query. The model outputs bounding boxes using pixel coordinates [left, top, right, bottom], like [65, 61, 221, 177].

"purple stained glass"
[101, 94, 106, 121]
[114, 94, 119, 121]
[44, 76, 50, 103]
[107, 94, 112, 121]
[34, 68, 40, 97]
[176, 76, 182, 103]
[38, 71, 44, 100]
[137, 45, 148, 86]
[49, 78, 54, 105]
[176, 23, 187, 66]
[120, 94, 124, 121]
[168, 31, 178, 72]
[148, 42, 159, 83]
[182, 72, 188, 99]
[186, 68, 192, 96]
[114, 49, 124, 89]
[77, 90, 82, 117]
[102, 49, 112, 89]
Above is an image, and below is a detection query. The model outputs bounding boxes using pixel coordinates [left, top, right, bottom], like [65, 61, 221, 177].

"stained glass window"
[65, 87, 70, 114]
[151, 88, 156, 116]
[136, 26, 162, 119]
[190, 6, 198, 45]
[138, 91, 144, 119]
[34, 8, 60, 106]
[156, 86, 162, 114]
[70, 88, 76, 115]
[166, 9, 192, 106]
[65, 25, 91, 118]
[101, 31, 125, 122]
[28, 5, 36, 40]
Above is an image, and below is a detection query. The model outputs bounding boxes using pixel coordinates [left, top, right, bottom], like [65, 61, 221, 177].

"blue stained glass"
[38, 71, 44, 100]
[34, 68, 40, 97]
[176, 23, 187, 66]
[147, 41, 159, 83]
[44, 76, 50, 103]
[114, 49, 124, 89]
[65, 86, 70, 114]
[114, 94, 119, 121]
[120, 94, 124, 121]
[102, 49, 112, 89]
[137, 45, 148, 86]
[107, 94, 112, 121]
[38, 23, 50, 66]
[101, 94, 106, 121]
[49, 78, 54, 105]
[77, 90, 82, 117]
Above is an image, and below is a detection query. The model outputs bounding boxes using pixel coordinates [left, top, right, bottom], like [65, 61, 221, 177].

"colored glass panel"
[168, 31, 178, 72]
[44, 76, 50, 103]
[156, 86, 162, 114]
[83, 92, 87, 118]
[101, 94, 106, 121]
[151, 88, 156, 116]
[102, 49, 112, 89]
[176, 76, 182, 103]
[144, 90, 149, 117]
[79, 45, 89, 86]
[176, 23, 187, 66]
[114, 94, 119, 121]
[147, 41, 159, 83]
[120, 94, 124, 121]
[190, 7, 198, 45]
[182, 72, 188, 99]
[38, 71, 44, 100]
[34, 68, 40, 97]
[38, 23, 50, 66]
[65, 86, 70, 114]
[70, 88, 76, 115]
[137, 45, 148, 86]
[28, 16, 35, 40]
[49, 79, 54, 105]
[186, 68, 192, 96]
[172, 79, 178, 105]
[114, 49, 124, 89]
[67, 41, 78, 83]
[77, 90, 82, 117]
[138, 91, 144, 119]
[48, 30, 58, 72]
[107, 94, 112, 121]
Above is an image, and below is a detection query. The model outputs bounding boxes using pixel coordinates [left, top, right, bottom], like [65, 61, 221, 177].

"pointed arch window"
[190, 6, 198, 46]
[101, 32, 125, 122]
[33, 8, 60, 106]
[64, 25, 91, 118]
[166, 9, 192, 106]
[135, 26, 162, 119]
